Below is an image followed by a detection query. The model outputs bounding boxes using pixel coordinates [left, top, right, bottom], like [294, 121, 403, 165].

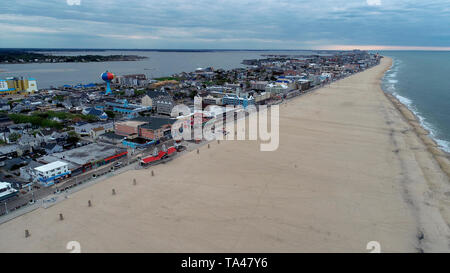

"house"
[20, 160, 43, 182]
[82, 107, 108, 121]
[0, 144, 19, 161]
[90, 127, 107, 139]
[141, 90, 171, 108]
[155, 97, 175, 115]
[43, 143, 63, 155]
[18, 133, 41, 148]
[74, 122, 114, 137]
[0, 102, 10, 111]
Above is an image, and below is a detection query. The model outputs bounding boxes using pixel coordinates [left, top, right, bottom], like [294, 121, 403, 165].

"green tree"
[189, 90, 198, 99]
[105, 110, 116, 119]
[67, 131, 80, 144]
[8, 132, 21, 142]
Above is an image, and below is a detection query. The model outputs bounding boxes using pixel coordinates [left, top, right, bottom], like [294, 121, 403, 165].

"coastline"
[382, 83, 450, 178]
[1, 58, 450, 252]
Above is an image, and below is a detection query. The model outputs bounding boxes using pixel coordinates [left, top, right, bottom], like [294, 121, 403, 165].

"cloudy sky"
[1, 0, 449, 50]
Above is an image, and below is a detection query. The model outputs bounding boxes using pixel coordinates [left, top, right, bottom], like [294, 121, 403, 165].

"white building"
[33, 161, 71, 187]
[27, 79, 38, 93]
[265, 83, 289, 94]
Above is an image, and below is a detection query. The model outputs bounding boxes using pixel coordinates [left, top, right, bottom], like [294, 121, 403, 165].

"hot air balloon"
[100, 71, 115, 95]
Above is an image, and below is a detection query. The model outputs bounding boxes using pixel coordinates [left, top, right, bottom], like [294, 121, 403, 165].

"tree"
[189, 90, 198, 99]
[105, 110, 116, 119]
[8, 132, 21, 142]
[67, 131, 80, 144]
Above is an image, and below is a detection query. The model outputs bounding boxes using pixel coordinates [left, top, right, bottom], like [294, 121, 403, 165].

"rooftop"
[34, 161, 68, 172]
[133, 116, 177, 130]
[45, 143, 126, 166]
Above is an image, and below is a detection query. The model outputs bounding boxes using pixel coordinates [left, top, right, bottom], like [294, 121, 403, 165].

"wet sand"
[1, 57, 449, 252]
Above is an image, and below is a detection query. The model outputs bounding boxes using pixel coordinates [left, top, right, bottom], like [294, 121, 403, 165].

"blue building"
[106, 99, 151, 119]
[222, 94, 255, 108]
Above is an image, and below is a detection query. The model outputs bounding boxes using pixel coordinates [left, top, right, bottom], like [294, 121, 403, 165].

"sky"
[0, 0, 449, 50]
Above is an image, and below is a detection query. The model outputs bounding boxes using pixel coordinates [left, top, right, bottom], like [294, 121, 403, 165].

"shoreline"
[379, 59, 450, 179]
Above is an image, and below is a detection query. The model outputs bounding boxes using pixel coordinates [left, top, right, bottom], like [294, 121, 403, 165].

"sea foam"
[383, 57, 450, 154]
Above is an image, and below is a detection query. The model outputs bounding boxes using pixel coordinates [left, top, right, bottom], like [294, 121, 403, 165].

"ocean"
[380, 51, 450, 153]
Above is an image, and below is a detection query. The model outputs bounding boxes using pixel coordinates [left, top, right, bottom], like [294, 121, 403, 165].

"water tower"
[100, 71, 115, 95]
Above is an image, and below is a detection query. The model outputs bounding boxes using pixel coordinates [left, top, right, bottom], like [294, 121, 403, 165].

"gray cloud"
[0, 0, 449, 48]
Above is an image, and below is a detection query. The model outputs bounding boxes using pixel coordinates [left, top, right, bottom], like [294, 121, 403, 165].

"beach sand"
[1, 57, 450, 253]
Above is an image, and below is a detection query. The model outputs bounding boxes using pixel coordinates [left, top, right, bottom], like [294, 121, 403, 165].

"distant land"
[0, 48, 344, 53]
[0, 49, 147, 64]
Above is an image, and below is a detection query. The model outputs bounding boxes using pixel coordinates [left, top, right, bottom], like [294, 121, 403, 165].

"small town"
[0, 50, 380, 218]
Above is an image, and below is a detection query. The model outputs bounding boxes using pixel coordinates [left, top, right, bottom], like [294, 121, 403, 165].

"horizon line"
[1, 46, 450, 52]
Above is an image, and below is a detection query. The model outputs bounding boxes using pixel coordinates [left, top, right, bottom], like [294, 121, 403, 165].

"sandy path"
[0, 57, 449, 253]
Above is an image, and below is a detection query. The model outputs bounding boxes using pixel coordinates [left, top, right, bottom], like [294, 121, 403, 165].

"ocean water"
[380, 51, 450, 153]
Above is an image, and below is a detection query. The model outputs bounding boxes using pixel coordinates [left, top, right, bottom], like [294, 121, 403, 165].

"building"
[275, 77, 296, 90]
[202, 95, 222, 106]
[265, 83, 289, 95]
[0, 77, 38, 95]
[114, 117, 176, 148]
[222, 94, 255, 108]
[254, 92, 271, 104]
[90, 127, 107, 139]
[155, 97, 175, 115]
[141, 90, 171, 109]
[33, 161, 71, 187]
[114, 74, 148, 87]
[37, 143, 127, 176]
[250, 81, 269, 91]
[73, 122, 114, 136]
[82, 107, 108, 121]
[138, 117, 176, 140]
[105, 99, 151, 119]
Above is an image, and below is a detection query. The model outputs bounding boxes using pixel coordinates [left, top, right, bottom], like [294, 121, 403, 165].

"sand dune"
[1, 57, 449, 253]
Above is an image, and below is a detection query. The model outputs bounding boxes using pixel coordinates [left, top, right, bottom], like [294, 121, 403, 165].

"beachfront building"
[265, 82, 289, 95]
[222, 94, 255, 108]
[254, 92, 271, 104]
[115, 117, 176, 148]
[33, 161, 71, 187]
[37, 143, 127, 176]
[0, 77, 38, 95]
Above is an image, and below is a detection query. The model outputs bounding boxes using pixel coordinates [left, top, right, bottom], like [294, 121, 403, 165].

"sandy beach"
[1, 57, 449, 253]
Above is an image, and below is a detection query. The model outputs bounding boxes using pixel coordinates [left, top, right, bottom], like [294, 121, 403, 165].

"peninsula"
[0, 50, 147, 64]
